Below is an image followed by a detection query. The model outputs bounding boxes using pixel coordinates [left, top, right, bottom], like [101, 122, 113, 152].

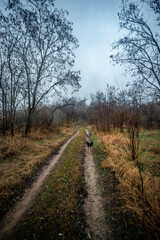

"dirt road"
[84, 129, 110, 239]
[0, 131, 79, 239]
[0, 129, 110, 239]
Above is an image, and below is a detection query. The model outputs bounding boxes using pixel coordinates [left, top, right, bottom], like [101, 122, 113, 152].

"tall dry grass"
[0, 127, 74, 205]
[100, 132, 160, 238]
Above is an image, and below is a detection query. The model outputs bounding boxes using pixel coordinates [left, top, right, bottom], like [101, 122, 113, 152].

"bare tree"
[6, 23, 23, 136]
[6, 0, 80, 136]
[0, 54, 7, 135]
[0, 13, 8, 135]
[48, 97, 78, 127]
[89, 92, 107, 132]
[115, 90, 127, 132]
[124, 86, 145, 194]
[0, 7, 25, 136]
[110, 0, 160, 97]
[60, 97, 85, 127]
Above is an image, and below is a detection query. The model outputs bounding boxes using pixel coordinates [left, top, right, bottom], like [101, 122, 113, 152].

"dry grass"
[0, 127, 75, 205]
[99, 132, 160, 238]
[150, 145, 160, 154]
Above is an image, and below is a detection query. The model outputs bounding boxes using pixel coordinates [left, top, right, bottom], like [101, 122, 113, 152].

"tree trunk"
[9, 109, 15, 137]
[48, 108, 57, 127]
[10, 122, 14, 136]
[136, 160, 144, 195]
[119, 119, 124, 133]
[25, 110, 32, 136]
[2, 91, 7, 136]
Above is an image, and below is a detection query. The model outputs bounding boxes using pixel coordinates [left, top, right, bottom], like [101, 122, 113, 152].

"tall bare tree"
[0, 13, 8, 135]
[0, 7, 24, 136]
[0, 53, 7, 136]
[48, 97, 78, 127]
[110, 0, 160, 97]
[7, 0, 80, 135]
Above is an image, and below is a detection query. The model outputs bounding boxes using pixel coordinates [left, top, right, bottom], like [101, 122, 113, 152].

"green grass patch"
[9, 130, 87, 240]
[139, 129, 160, 177]
[0, 157, 16, 164]
[33, 140, 44, 145]
[139, 129, 159, 142]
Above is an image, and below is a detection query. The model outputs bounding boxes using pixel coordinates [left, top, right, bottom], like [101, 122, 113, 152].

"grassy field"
[139, 129, 160, 176]
[94, 127, 160, 239]
[0, 127, 75, 217]
[7, 129, 88, 240]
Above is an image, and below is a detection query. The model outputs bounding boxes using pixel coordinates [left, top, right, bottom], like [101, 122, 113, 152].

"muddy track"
[0, 131, 79, 239]
[84, 129, 110, 240]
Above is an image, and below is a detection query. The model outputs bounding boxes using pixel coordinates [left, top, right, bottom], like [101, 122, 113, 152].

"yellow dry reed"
[0, 127, 74, 203]
[100, 132, 160, 237]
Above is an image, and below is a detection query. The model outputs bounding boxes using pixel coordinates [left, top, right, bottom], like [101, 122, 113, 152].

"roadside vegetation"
[94, 127, 160, 239]
[87, 81, 160, 239]
[87, 128, 145, 239]
[0, 127, 75, 218]
[7, 129, 87, 240]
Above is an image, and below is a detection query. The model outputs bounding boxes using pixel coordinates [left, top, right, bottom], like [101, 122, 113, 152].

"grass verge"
[97, 130, 160, 239]
[7, 129, 88, 240]
[88, 129, 155, 240]
[0, 127, 75, 218]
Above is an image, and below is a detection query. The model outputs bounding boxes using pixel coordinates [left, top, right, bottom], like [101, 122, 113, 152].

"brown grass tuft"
[150, 145, 160, 154]
[0, 135, 31, 160]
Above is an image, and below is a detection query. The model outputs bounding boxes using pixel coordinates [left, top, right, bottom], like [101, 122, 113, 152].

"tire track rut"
[84, 129, 110, 240]
[0, 130, 79, 239]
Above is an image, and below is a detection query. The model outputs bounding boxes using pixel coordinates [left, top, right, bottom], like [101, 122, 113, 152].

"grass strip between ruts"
[8, 129, 87, 240]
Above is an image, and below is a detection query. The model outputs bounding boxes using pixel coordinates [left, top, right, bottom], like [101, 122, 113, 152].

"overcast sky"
[0, 0, 156, 101]
[55, 0, 128, 100]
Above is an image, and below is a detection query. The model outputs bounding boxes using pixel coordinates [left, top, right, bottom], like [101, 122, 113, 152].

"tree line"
[1, 83, 158, 135]
[0, 0, 160, 137]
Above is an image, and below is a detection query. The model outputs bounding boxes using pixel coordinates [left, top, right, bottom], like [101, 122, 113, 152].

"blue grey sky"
[55, 0, 128, 99]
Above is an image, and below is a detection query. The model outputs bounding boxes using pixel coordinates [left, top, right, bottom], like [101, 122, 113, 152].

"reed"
[100, 132, 160, 238]
[0, 127, 74, 208]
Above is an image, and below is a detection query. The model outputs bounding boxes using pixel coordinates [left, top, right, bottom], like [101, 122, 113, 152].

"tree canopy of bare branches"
[0, 0, 80, 136]
[110, 0, 160, 97]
